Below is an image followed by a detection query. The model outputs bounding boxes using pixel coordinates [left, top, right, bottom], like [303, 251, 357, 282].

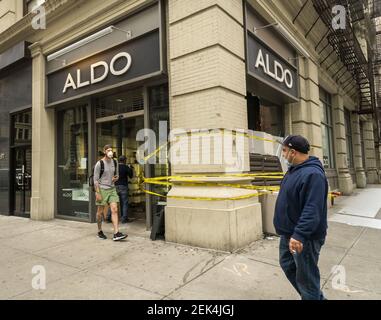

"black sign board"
[247, 31, 298, 101]
[47, 30, 162, 105]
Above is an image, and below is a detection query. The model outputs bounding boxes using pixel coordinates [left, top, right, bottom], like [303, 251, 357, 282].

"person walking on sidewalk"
[274, 135, 328, 300]
[116, 155, 134, 223]
[94, 144, 127, 241]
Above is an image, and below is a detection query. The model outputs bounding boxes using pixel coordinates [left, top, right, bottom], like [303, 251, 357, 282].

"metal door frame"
[9, 108, 32, 218]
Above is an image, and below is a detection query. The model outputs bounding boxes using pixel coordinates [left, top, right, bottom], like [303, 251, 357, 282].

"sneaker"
[121, 218, 133, 223]
[113, 232, 128, 241]
[98, 231, 107, 240]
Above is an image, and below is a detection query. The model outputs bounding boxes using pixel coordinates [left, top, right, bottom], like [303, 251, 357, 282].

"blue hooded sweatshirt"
[273, 156, 328, 243]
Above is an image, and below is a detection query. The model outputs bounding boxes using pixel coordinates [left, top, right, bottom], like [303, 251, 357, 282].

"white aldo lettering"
[62, 52, 132, 93]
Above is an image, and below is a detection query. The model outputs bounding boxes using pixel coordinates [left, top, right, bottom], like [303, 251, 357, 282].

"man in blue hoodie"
[274, 135, 328, 300]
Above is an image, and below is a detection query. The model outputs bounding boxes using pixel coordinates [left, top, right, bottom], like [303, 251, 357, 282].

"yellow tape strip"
[143, 178, 280, 191]
[144, 189, 340, 202]
[143, 189, 274, 201]
[143, 141, 170, 162]
[144, 172, 285, 181]
[143, 180, 280, 191]
[142, 129, 281, 162]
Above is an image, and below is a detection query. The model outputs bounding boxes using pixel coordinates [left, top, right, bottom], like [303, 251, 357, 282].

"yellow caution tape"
[143, 172, 284, 180]
[142, 189, 275, 201]
[143, 188, 340, 202]
[143, 177, 280, 190]
[141, 177, 341, 202]
[143, 141, 170, 162]
[142, 129, 281, 162]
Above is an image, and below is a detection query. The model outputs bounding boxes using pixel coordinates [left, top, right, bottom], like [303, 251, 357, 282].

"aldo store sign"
[246, 32, 298, 101]
[47, 30, 161, 105]
[62, 52, 132, 94]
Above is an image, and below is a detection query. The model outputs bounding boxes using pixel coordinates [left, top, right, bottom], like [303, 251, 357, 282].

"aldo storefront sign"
[62, 52, 132, 94]
[246, 32, 298, 101]
[47, 30, 162, 105]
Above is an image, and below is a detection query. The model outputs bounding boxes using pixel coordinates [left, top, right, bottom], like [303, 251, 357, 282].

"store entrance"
[12, 146, 32, 216]
[96, 114, 146, 227]
[10, 110, 32, 217]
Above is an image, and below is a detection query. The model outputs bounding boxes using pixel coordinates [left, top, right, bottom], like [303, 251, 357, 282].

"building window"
[319, 88, 335, 169]
[56, 106, 89, 219]
[344, 109, 354, 168]
[24, 0, 45, 13]
[247, 95, 285, 137]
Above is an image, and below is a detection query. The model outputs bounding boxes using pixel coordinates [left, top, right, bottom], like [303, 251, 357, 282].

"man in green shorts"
[94, 144, 127, 241]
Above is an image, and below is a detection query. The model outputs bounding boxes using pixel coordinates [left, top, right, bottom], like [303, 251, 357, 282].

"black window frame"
[344, 108, 354, 169]
[319, 87, 335, 169]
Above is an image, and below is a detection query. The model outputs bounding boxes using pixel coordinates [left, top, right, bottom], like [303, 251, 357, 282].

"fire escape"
[373, 1, 381, 132]
[293, 0, 380, 139]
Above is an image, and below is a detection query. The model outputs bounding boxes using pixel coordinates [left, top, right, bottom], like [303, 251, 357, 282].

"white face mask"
[107, 151, 113, 158]
[284, 149, 295, 168]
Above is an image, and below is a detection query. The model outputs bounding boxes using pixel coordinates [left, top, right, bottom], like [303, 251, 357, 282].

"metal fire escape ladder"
[312, 0, 373, 114]
[292, 0, 380, 141]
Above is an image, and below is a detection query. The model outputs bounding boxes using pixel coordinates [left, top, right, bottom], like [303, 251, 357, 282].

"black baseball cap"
[282, 135, 310, 154]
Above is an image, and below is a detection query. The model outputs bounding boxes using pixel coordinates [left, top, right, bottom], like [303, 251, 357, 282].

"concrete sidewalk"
[1, 187, 381, 300]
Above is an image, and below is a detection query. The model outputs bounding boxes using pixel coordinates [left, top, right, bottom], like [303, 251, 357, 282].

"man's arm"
[292, 173, 327, 244]
[93, 161, 101, 192]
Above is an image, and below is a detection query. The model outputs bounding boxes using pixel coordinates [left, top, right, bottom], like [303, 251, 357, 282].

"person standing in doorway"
[273, 135, 328, 300]
[94, 144, 127, 241]
[116, 155, 134, 223]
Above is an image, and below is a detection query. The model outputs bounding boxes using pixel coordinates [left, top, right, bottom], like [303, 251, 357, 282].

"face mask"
[284, 150, 295, 168]
[107, 151, 113, 158]
[284, 159, 291, 168]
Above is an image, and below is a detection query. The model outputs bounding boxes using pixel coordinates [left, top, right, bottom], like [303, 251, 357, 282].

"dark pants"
[279, 235, 326, 300]
[107, 185, 129, 221]
[116, 185, 129, 221]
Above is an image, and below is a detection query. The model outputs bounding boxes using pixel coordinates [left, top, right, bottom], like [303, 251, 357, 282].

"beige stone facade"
[0, 0, 380, 251]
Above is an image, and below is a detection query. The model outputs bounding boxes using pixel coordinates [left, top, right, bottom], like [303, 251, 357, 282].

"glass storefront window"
[0, 62, 32, 214]
[96, 88, 144, 119]
[13, 111, 32, 146]
[95, 88, 146, 215]
[11, 110, 32, 215]
[148, 84, 170, 214]
[57, 106, 89, 219]
[247, 95, 284, 137]
[319, 88, 335, 169]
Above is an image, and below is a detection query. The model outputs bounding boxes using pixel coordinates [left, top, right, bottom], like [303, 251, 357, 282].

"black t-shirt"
[115, 163, 133, 186]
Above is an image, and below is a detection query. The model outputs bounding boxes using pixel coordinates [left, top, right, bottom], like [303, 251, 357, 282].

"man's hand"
[112, 175, 119, 183]
[289, 238, 303, 254]
[96, 192, 102, 202]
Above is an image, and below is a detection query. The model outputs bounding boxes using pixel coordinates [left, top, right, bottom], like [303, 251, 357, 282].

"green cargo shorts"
[96, 187, 120, 206]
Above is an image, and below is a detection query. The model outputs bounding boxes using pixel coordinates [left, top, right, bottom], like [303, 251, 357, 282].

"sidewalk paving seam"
[5, 231, 96, 255]
[0, 225, 57, 242]
[7, 268, 165, 300]
[19, 250, 86, 272]
[6, 269, 85, 300]
[321, 227, 366, 289]
[28, 232, 102, 254]
[84, 268, 167, 298]
[245, 257, 280, 268]
[325, 280, 381, 296]
[334, 212, 378, 219]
